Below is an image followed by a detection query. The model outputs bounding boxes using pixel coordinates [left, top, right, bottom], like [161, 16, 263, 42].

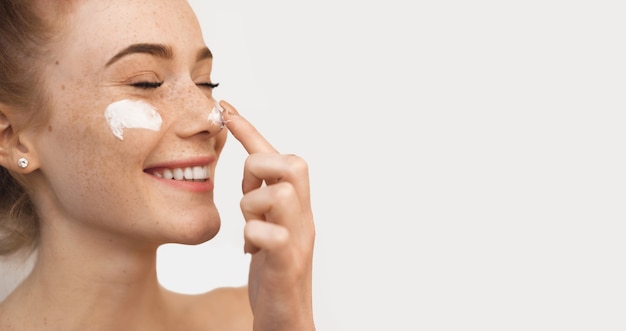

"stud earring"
[17, 157, 29, 169]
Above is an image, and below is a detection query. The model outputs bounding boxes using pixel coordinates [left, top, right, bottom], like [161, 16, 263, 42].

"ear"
[0, 107, 41, 174]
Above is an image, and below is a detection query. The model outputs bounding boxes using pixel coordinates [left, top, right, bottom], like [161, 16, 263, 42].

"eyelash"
[198, 82, 220, 89]
[131, 81, 163, 89]
[130, 82, 219, 89]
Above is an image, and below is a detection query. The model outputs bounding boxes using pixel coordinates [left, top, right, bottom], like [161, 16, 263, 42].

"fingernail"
[220, 100, 239, 116]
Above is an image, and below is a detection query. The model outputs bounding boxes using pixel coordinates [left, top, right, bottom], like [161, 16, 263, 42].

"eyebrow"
[105, 43, 213, 68]
[105, 43, 173, 67]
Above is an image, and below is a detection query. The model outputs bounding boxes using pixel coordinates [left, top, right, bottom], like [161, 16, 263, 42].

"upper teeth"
[152, 166, 210, 181]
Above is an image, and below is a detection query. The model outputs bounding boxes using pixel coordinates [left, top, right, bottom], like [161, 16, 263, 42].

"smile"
[150, 165, 210, 182]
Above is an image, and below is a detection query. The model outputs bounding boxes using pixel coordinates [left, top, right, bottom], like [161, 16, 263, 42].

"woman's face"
[32, 0, 227, 245]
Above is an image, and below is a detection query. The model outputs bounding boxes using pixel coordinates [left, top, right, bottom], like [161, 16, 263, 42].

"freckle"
[61, 85, 65, 90]
[55, 60, 59, 65]
[47, 125, 52, 132]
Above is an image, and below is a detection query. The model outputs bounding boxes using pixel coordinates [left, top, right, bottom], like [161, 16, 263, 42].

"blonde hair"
[0, 0, 70, 255]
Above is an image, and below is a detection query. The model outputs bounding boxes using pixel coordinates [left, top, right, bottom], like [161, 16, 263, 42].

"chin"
[164, 208, 222, 245]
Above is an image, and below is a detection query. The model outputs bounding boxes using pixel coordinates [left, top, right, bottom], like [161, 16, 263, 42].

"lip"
[143, 156, 215, 193]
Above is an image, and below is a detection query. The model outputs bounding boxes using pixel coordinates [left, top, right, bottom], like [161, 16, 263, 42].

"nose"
[172, 85, 223, 139]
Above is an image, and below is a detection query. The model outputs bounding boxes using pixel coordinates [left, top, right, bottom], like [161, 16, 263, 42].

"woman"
[0, 1, 315, 330]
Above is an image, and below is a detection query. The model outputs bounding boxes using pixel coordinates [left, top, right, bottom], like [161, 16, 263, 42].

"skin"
[0, 1, 315, 330]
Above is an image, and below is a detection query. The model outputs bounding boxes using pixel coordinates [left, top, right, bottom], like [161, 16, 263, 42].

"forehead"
[53, 0, 205, 68]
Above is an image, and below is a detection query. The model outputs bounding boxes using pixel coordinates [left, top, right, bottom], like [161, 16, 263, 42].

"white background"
[174, 1, 626, 329]
[3, 1, 626, 330]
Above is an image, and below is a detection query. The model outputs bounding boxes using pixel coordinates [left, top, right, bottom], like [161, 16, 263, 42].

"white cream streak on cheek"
[104, 99, 163, 140]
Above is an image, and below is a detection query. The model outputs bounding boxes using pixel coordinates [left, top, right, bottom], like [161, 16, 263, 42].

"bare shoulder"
[173, 286, 253, 331]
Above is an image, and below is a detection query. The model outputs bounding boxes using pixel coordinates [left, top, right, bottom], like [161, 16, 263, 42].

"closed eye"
[131, 81, 163, 89]
[197, 82, 219, 89]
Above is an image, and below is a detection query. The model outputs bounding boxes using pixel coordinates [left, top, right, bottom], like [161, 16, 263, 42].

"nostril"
[176, 99, 225, 138]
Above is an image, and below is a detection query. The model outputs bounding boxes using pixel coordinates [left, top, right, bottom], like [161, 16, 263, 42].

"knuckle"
[284, 154, 308, 177]
[243, 155, 255, 169]
[274, 226, 290, 246]
[272, 182, 297, 202]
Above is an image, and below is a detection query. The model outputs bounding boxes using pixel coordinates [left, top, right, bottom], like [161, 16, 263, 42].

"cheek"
[48, 110, 104, 161]
[214, 129, 227, 156]
[42, 98, 154, 185]
[39, 110, 151, 220]
[37, 85, 162, 216]
[50, 97, 162, 152]
[104, 100, 163, 140]
[46, 86, 109, 148]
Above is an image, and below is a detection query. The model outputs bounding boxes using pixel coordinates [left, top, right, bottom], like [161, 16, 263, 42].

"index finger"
[220, 100, 278, 154]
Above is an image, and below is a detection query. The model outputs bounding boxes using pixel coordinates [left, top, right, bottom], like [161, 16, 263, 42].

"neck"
[9, 220, 176, 330]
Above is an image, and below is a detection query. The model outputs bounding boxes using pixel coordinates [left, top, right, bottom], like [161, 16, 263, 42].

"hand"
[221, 101, 316, 331]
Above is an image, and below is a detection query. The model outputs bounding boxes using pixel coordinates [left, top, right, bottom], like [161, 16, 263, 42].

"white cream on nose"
[208, 101, 225, 129]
